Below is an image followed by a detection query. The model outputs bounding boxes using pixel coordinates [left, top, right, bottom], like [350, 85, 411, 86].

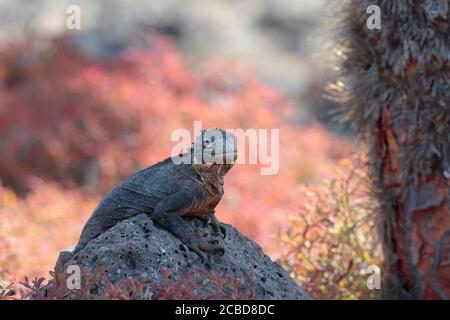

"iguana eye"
[204, 136, 215, 145]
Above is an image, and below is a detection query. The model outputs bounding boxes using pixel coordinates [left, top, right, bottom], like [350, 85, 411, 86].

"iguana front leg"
[197, 210, 226, 238]
[151, 193, 224, 262]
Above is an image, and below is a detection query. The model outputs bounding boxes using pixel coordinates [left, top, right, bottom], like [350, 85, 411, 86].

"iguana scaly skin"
[74, 129, 237, 261]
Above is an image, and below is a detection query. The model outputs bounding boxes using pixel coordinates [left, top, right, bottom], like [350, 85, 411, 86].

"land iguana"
[73, 128, 237, 261]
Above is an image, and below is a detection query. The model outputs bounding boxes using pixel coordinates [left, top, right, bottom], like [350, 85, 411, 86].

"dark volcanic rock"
[56, 214, 308, 300]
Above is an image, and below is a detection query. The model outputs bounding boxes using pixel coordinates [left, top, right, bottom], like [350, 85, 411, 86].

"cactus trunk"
[337, 0, 449, 299]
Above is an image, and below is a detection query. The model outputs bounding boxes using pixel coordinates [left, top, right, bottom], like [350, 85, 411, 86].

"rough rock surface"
[57, 213, 308, 299]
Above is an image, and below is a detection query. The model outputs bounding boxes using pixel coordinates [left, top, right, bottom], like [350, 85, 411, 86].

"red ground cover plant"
[1, 267, 253, 300]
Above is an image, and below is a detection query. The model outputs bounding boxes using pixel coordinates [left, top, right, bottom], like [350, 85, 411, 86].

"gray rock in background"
[57, 213, 308, 300]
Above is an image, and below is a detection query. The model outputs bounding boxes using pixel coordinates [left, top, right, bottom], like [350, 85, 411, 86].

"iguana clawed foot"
[183, 234, 225, 262]
[198, 211, 227, 239]
[182, 212, 227, 262]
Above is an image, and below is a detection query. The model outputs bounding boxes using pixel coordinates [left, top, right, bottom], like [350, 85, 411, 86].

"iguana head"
[192, 128, 238, 177]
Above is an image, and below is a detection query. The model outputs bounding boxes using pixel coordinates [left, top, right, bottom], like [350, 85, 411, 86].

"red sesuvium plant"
[1, 267, 254, 300]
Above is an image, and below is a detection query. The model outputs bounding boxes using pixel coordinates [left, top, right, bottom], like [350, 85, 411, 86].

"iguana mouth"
[210, 150, 238, 161]
[199, 151, 237, 165]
